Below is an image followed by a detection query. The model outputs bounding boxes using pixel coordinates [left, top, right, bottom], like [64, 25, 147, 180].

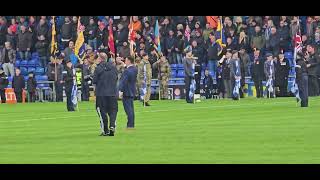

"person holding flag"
[230, 50, 241, 100]
[183, 47, 197, 103]
[264, 53, 275, 98]
[139, 53, 152, 106]
[295, 52, 308, 107]
[63, 59, 76, 112]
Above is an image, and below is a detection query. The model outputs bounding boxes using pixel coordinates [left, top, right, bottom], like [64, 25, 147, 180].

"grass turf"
[0, 97, 319, 164]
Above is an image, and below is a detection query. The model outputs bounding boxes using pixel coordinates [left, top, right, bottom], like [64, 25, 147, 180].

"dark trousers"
[15, 91, 22, 103]
[55, 82, 63, 102]
[298, 74, 309, 107]
[0, 89, 6, 103]
[204, 87, 212, 99]
[81, 83, 90, 101]
[28, 91, 36, 102]
[123, 97, 135, 128]
[65, 88, 75, 111]
[185, 76, 192, 103]
[96, 96, 118, 134]
[278, 79, 288, 97]
[308, 75, 319, 96]
[253, 78, 263, 98]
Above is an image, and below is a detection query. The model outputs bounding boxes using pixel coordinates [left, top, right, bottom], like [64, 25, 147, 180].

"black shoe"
[109, 127, 115, 136]
[145, 102, 151, 106]
[99, 133, 109, 136]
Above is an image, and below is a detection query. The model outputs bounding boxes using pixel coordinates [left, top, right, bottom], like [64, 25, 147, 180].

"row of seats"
[19, 67, 45, 76]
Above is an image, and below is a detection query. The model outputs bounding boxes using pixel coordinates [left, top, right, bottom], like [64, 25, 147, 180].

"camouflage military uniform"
[139, 58, 152, 103]
[152, 58, 171, 99]
[135, 57, 143, 99]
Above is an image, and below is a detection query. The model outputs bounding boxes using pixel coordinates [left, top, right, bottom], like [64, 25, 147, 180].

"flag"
[74, 17, 86, 61]
[291, 16, 302, 102]
[266, 61, 274, 96]
[108, 18, 115, 55]
[189, 61, 196, 101]
[206, 16, 218, 29]
[50, 16, 58, 56]
[140, 64, 147, 101]
[185, 24, 191, 42]
[154, 20, 161, 53]
[128, 16, 136, 56]
[71, 68, 78, 107]
[232, 60, 241, 98]
[215, 17, 226, 55]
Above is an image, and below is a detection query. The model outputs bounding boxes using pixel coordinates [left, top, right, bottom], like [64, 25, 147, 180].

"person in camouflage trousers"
[135, 55, 143, 100]
[152, 55, 171, 99]
[139, 53, 152, 106]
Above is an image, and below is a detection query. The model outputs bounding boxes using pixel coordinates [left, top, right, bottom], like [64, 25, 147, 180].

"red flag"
[108, 19, 115, 55]
[185, 24, 191, 42]
[128, 17, 136, 56]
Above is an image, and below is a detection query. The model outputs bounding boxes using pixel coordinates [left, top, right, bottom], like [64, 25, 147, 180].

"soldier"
[275, 51, 290, 97]
[115, 56, 125, 81]
[152, 55, 171, 100]
[139, 53, 152, 106]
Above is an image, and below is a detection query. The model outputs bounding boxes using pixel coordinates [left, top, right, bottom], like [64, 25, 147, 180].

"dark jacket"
[63, 66, 75, 91]
[35, 40, 48, 57]
[252, 56, 265, 80]
[17, 31, 32, 51]
[85, 24, 97, 40]
[0, 48, 16, 64]
[97, 28, 108, 47]
[275, 58, 290, 86]
[219, 58, 231, 80]
[6, 33, 17, 49]
[207, 40, 220, 60]
[115, 28, 129, 47]
[269, 33, 280, 53]
[61, 22, 73, 40]
[119, 65, 138, 97]
[202, 74, 213, 90]
[296, 58, 308, 81]
[306, 53, 320, 76]
[192, 46, 205, 64]
[47, 62, 63, 82]
[93, 61, 118, 97]
[36, 23, 49, 38]
[12, 74, 25, 92]
[175, 36, 185, 53]
[0, 73, 9, 90]
[27, 77, 37, 93]
[278, 26, 290, 48]
[0, 23, 7, 46]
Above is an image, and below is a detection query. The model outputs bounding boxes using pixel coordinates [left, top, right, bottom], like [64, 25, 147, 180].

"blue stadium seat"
[24, 76, 29, 81]
[20, 67, 28, 76]
[16, 52, 21, 60]
[35, 67, 45, 75]
[36, 75, 48, 81]
[15, 60, 21, 67]
[32, 52, 39, 58]
[177, 70, 185, 78]
[28, 59, 37, 67]
[20, 60, 28, 67]
[168, 80, 175, 85]
[170, 64, 177, 70]
[284, 52, 293, 59]
[176, 80, 184, 84]
[177, 64, 184, 70]
[170, 71, 177, 78]
[28, 67, 36, 73]
[8, 76, 13, 83]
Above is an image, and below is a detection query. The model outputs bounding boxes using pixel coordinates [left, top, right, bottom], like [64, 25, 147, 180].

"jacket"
[93, 61, 118, 96]
[35, 40, 48, 57]
[12, 74, 25, 92]
[0, 48, 16, 64]
[17, 31, 32, 51]
[27, 77, 37, 93]
[119, 65, 138, 97]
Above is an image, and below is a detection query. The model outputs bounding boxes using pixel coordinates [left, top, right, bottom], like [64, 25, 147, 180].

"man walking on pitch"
[93, 51, 118, 136]
[119, 56, 138, 129]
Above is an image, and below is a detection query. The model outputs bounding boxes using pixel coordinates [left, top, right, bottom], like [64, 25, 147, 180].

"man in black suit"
[63, 59, 75, 112]
[12, 68, 25, 103]
[93, 51, 118, 136]
[119, 56, 138, 129]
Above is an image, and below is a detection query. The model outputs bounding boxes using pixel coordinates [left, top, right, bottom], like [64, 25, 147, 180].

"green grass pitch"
[0, 97, 319, 164]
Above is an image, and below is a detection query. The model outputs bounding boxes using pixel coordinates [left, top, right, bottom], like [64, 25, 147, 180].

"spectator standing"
[17, 25, 32, 60]
[0, 42, 16, 77]
[35, 35, 49, 68]
[27, 72, 37, 102]
[12, 68, 25, 103]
